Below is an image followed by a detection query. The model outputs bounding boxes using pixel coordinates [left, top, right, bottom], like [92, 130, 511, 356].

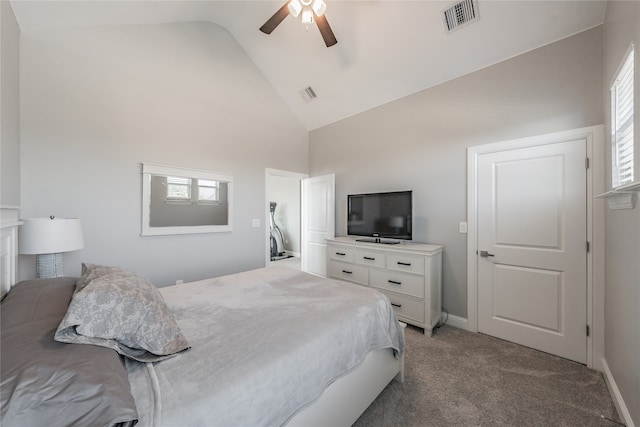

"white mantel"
[1, 206, 22, 295]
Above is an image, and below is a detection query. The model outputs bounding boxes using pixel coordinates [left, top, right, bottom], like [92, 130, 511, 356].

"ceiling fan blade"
[260, 2, 290, 34]
[315, 14, 338, 47]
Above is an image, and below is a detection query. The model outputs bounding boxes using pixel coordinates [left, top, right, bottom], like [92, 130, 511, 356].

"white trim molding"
[596, 181, 640, 209]
[602, 358, 635, 427]
[466, 125, 605, 370]
[1, 206, 22, 296]
[444, 314, 469, 331]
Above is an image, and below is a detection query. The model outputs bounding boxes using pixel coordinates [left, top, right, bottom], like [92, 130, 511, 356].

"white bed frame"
[288, 324, 405, 427]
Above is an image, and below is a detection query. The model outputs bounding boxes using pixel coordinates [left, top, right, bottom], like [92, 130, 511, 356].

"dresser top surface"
[327, 237, 443, 255]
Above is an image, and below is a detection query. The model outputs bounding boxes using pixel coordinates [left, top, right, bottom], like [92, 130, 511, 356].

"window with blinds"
[611, 46, 634, 188]
[166, 176, 191, 200]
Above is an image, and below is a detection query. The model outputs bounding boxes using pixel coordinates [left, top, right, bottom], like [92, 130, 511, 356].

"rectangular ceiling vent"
[443, 0, 479, 33]
[300, 86, 318, 103]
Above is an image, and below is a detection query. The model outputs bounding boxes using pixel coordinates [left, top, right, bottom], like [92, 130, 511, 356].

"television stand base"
[355, 238, 401, 245]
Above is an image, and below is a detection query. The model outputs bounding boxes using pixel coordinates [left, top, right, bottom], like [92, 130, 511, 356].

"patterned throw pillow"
[55, 263, 190, 362]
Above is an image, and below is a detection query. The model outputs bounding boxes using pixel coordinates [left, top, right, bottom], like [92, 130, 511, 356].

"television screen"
[347, 191, 412, 241]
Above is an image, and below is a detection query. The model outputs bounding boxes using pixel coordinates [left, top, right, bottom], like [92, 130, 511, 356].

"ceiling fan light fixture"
[288, 0, 302, 18]
[312, 0, 326, 17]
[301, 9, 314, 24]
[260, 0, 337, 47]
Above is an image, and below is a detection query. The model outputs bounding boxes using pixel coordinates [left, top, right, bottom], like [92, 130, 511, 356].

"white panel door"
[477, 139, 587, 363]
[301, 174, 335, 276]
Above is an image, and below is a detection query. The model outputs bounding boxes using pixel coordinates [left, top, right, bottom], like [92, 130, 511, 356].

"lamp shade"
[301, 9, 314, 24]
[288, 0, 302, 17]
[312, 0, 326, 16]
[19, 218, 84, 255]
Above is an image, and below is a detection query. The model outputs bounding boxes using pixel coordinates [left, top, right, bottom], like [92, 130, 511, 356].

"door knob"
[479, 250, 495, 257]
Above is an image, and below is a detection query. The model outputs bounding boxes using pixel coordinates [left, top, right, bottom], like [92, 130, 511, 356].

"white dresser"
[326, 237, 443, 335]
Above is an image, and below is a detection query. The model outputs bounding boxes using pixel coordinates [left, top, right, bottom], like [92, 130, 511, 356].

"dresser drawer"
[370, 270, 425, 299]
[355, 249, 386, 268]
[387, 253, 425, 275]
[328, 245, 356, 263]
[379, 290, 425, 325]
[327, 260, 368, 286]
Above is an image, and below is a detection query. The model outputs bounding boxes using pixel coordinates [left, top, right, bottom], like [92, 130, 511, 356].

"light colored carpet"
[354, 325, 622, 426]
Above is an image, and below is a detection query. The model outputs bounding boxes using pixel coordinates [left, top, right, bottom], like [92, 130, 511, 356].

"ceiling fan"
[259, 0, 338, 47]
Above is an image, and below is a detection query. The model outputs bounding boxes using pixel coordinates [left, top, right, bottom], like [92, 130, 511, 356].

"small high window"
[166, 176, 191, 200]
[198, 179, 219, 203]
[611, 46, 634, 188]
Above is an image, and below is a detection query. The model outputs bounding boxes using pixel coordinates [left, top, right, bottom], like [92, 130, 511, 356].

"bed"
[1, 263, 404, 427]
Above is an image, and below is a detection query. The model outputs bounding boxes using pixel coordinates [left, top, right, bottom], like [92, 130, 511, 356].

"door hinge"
[585, 157, 590, 169]
[586, 241, 590, 252]
[586, 325, 590, 337]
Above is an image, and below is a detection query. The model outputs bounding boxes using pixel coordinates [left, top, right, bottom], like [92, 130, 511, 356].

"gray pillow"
[55, 263, 190, 362]
[1, 278, 138, 427]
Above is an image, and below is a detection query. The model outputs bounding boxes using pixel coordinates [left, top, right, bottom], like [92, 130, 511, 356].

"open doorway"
[265, 169, 307, 269]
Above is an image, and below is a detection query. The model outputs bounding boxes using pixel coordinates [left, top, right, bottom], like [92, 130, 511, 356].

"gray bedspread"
[125, 266, 404, 427]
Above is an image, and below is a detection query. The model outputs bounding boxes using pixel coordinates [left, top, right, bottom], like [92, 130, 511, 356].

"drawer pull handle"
[397, 261, 412, 266]
[388, 280, 402, 285]
[391, 303, 402, 308]
[342, 270, 353, 274]
[363, 256, 376, 261]
[336, 252, 346, 256]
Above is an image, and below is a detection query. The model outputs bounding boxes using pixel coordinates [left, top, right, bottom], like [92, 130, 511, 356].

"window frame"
[141, 163, 233, 236]
[197, 179, 220, 204]
[610, 44, 634, 189]
[166, 176, 192, 202]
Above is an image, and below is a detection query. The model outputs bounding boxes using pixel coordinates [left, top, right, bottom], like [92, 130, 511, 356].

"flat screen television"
[347, 190, 412, 243]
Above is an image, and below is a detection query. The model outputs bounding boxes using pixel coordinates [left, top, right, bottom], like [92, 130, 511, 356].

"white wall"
[602, 2, 640, 425]
[19, 21, 308, 285]
[1, 1, 20, 207]
[309, 27, 603, 318]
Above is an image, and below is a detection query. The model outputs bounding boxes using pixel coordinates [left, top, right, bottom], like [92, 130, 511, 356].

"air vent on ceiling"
[443, 0, 479, 33]
[300, 86, 318, 103]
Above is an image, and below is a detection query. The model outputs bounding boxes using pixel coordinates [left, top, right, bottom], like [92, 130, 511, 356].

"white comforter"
[126, 266, 404, 427]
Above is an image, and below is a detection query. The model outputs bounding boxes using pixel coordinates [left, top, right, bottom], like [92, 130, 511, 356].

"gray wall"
[19, 21, 308, 285]
[309, 27, 603, 318]
[602, 2, 640, 425]
[1, 1, 20, 207]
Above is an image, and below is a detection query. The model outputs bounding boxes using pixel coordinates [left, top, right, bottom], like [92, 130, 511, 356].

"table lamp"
[19, 216, 84, 278]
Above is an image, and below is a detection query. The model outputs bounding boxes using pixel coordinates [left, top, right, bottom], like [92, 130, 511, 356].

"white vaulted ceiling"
[9, 0, 607, 130]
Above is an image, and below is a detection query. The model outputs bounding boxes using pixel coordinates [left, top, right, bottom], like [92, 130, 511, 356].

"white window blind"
[611, 47, 634, 188]
[167, 176, 191, 199]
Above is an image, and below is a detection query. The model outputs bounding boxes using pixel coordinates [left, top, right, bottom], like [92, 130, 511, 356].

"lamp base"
[36, 253, 64, 279]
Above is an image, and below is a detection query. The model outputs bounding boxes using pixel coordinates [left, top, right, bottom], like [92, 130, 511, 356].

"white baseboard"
[601, 357, 634, 427]
[444, 313, 469, 330]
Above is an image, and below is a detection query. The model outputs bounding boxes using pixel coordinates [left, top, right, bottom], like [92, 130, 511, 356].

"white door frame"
[265, 168, 308, 267]
[467, 125, 605, 370]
